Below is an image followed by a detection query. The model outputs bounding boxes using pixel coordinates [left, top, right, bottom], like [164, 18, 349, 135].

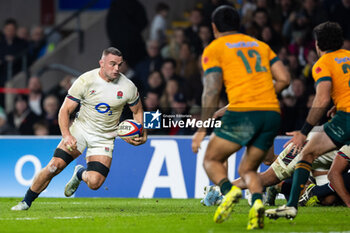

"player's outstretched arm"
[271, 60, 290, 94]
[284, 81, 332, 152]
[58, 97, 79, 151]
[128, 100, 147, 146]
[192, 71, 222, 153]
[328, 153, 350, 207]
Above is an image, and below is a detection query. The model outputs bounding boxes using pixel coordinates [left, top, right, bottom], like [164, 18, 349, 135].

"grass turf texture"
[1, 198, 350, 233]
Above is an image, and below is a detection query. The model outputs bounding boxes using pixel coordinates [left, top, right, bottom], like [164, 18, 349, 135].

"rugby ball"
[117, 119, 143, 138]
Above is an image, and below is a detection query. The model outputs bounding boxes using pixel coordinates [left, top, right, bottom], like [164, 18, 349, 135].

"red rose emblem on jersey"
[315, 67, 322, 74]
[203, 56, 209, 64]
[117, 91, 123, 99]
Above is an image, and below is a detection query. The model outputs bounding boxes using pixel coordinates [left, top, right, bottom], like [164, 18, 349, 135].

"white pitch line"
[0, 216, 92, 221]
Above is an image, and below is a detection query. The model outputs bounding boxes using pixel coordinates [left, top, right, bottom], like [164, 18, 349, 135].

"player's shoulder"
[76, 68, 100, 84]
[117, 73, 137, 89]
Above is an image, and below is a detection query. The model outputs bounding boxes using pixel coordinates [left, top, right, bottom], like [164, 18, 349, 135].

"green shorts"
[214, 110, 281, 151]
[324, 111, 350, 147]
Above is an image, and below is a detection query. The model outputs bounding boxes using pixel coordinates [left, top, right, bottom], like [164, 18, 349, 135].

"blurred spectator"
[176, 42, 199, 80]
[146, 71, 165, 96]
[343, 39, 350, 50]
[198, 24, 213, 52]
[17, 26, 29, 41]
[43, 95, 60, 135]
[283, 0, 327, 43]
[149, 2, 170, 47]
[287, 54, 301, 77]
[144, 90, 160, 112]
[246, 8, 270, 38]
[330, 0, 350, 39]
[48, 75, 75, 105]
[33, 120, 49, 136]
[161, 28, 186, 60]
[7, 94, 40, 135]
[261, 25, 282, 52]
[134, 40, 163, 86]
[160, 78, 179, 112]
[183, 55, 203, 106]
[202, 0, 233, 26]
[27, 76, 45, 116]
[160, 58, 183, 82]
[288, 29, 314, 66]
[169, 92, 190, 135]
[106, 0, 148, 67]
[278, 46, 289, 65]
[0, 18, 28, 82]
[302, 49, 317, 94]
[185, 8, 203, 56]
[271, 0, 294, 34]
[28, 26, 47, 62]
[0, 106, 18, 135]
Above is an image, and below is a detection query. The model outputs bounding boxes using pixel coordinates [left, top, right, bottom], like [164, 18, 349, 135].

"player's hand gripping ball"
[117, 119, 143, 139]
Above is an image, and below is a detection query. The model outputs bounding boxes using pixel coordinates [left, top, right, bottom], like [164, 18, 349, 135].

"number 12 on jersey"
[237, 49, 267, 74]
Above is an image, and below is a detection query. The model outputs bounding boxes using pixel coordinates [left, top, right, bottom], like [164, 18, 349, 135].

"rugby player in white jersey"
[11, 47, 147, 210]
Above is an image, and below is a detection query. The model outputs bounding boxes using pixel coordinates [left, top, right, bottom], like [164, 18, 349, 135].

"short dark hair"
[211, 6, 240, 33]
[314, 22, 344, 52]
[102, 47, 122, 57]
[4, 18, 17, 28]
[156, 2, 169, 13]
[162, 58, 177, 68]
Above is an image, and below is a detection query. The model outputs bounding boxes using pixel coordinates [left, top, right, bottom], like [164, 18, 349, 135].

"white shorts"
[312, 151, 336, 171]
[69, 122, 115, 158]
[271, 143, 336, 181]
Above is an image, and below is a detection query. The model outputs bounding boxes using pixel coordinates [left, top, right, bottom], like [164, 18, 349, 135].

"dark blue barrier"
[0, 136, 289, 198]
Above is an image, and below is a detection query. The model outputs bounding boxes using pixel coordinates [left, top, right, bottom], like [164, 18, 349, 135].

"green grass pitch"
[1, 198, 350, 233]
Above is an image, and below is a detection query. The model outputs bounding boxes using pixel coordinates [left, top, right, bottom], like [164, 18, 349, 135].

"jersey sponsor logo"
[225, 41, 258, 48]
[144, 110, 161, 129]
[315, 67, 322, 74]
[90, 90, 96, 95]
[334, 57, 350, 64]
[105, 147, 110, 152]
[95, 103, 112, 115]
[117, 91, 123, 99]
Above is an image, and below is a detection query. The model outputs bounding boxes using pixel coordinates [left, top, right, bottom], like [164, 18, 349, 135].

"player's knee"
[53, 148, 74, 166]
[46, 159, 65, 176]
[86, 161, 109, 190]
[87, 176, 104, 190]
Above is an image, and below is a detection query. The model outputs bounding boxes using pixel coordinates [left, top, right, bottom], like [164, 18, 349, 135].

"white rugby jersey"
[67, 68, 139, 136]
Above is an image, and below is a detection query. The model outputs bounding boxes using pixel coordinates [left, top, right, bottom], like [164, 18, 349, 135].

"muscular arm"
[58, 98, 79, 137]
[284, 81, 332, 150]
[58, 97, 79, 151]
[305, 81, 332, 125]
[270, 60, 290, 94]
[328, 155, 350, 207]
[191, 71, 222, 153]
[199, 71, 223, 132]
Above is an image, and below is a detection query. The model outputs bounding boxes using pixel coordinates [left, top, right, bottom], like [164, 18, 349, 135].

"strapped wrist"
[300, 122, 313, 136]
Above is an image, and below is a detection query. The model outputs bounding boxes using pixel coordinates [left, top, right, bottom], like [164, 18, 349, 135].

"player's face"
[100, 54, 123, 82]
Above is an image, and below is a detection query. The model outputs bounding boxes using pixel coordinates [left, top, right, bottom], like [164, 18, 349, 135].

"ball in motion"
[117, 119, 143, 138]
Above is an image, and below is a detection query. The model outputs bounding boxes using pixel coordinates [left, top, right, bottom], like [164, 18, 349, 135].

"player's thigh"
[324, 111, 350, 147]
[301, 130, 337, 161]
[205, 134, 242, 162]
[250, 111, 281, 152]
[259, 167, 281, 187]
[239, 145, 267, 173]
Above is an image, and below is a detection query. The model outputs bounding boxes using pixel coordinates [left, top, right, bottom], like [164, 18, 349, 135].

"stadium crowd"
[1, 0, 350, 136]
